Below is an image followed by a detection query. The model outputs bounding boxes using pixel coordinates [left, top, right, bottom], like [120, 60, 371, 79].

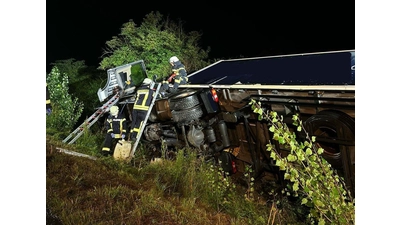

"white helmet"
[169, 56, 179, 63]
[142, 78, 153, 85]
[110, 106, 119, 116]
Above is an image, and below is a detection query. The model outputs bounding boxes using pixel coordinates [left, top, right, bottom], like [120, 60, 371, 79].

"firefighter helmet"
[142, 78, 153, 85]
[110, 106, 119, 116]
[169, 56, 179, 63]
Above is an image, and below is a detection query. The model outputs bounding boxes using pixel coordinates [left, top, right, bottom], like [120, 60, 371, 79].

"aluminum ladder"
[129, 83, 161, 158]
[62, 93, 120, 144]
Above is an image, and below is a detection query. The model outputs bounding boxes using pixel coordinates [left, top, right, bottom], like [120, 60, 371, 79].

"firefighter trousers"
[130, 109, 147, 140]
[102, 133, 121, 155]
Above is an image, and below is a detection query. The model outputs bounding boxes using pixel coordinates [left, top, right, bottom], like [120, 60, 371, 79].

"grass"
[46, 135, 309, 225]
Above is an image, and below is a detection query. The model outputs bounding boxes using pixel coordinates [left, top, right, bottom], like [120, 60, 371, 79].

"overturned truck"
[97, 50, 355, 196]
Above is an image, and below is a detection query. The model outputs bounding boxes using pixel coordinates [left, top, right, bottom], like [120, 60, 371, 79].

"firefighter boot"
[101, 150, 111, 157]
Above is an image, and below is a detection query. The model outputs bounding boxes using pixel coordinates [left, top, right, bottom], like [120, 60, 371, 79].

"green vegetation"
[249, 99, 355, 225]
[99, 11, 210, 80]
[46, 66, 84, 133]
[46, 136, 308, 225]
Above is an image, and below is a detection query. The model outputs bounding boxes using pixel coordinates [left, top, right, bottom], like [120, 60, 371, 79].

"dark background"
[46, 1, 355, 72]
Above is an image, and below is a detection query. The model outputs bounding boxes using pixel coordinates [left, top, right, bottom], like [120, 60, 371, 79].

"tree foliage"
[51, 59, 106, 122]
[99, 11, 210, 81]
[46, 66, 84, 133]
[249, 99, 355, 225]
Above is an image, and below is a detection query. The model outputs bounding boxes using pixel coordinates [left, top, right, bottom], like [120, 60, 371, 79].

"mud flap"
[113, 140, 132, 162]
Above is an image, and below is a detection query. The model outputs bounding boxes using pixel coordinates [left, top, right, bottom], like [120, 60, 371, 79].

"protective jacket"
[130, 83, 154, 139]
[102, 114, 127, 154]
[171, 60, 188, 89]
[133, 84, 154, 111]
[105, 114, 127, 138]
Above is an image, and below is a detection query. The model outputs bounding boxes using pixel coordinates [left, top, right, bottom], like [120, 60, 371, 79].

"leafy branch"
[249, 99, 355, 225]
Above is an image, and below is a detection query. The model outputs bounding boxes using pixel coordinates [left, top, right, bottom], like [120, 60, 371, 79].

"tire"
[171, 105, 203, 123]
[169, 90, 200, 111]
[304, 110, 355, 197]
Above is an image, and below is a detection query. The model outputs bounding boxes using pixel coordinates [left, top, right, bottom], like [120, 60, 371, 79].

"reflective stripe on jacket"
[105, 115, 127, 136]
[133, 85, 154, 111]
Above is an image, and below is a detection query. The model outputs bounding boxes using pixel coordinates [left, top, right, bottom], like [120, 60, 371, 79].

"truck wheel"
[169, 90, 200, 111]
[171, 105, 204, 123]
[304, 110, 355, 197]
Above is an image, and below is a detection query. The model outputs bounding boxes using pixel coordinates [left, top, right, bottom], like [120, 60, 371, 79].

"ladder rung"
[62, 93, 120, 144]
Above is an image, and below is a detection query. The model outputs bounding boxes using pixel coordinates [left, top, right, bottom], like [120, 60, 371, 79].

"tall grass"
[46, 135, 308, 224]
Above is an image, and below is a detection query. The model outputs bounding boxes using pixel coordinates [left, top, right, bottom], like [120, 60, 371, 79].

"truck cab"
[97, 60, 149, 102]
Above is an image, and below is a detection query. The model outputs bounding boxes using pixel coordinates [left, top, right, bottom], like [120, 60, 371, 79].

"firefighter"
[101, 105, 127, 156]
[46, 83, 52, 115]
[168, 56, 188, 92]
[130, 78, 154, 141]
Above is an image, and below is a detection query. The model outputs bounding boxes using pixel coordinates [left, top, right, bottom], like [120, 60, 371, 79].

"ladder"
[62, 93, 120, 144]
[129, 83, 161, 157]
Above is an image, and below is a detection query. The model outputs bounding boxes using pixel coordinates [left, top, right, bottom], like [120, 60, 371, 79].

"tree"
[99, 11, 210, 81]
[46, 66, 84, 133]
[51, 59, 106, 124]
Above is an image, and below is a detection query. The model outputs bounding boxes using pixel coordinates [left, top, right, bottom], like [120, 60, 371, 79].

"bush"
[46, 66, 84, 133]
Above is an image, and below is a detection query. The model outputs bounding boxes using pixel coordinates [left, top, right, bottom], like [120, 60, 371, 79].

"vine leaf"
[312, 136, 316, 142]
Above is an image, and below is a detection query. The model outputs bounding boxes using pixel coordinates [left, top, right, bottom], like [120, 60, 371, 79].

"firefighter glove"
[168, 73, 176, 83]
[111, 133, 115, 138]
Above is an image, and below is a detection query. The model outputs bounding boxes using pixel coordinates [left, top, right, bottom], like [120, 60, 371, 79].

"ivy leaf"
[305, 148, 312, 156]
[253, 107, 258, 113]
[317, 148, 324, 154]
[297, 126, 302, 132]
[315, 200, 324, 207]
[290, 142, 297, 151]
[279, 163, 286, 171]
[301, 198, 308, 205]
[270, 151, 276, 160]
[287, 154, 297, 162]
[292, 114, 298, 121]
[293, 182, 299, 191]
[269, 126, 275, 132]
[318, 219, 325, 225]
[284, 173, 291, 180]
[312, 136, 316, 142]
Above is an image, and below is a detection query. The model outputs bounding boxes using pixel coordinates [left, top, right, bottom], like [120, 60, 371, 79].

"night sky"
[46, 1, 355, 72]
